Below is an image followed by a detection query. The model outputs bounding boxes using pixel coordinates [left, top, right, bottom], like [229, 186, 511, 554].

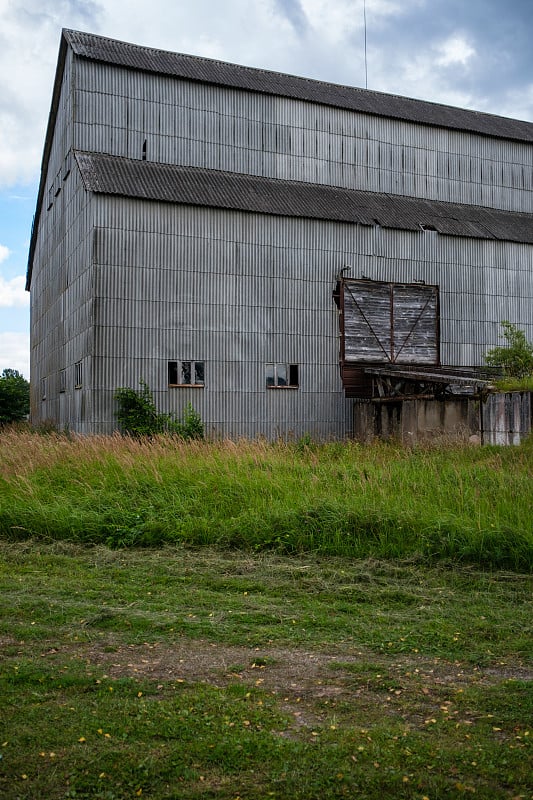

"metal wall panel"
[32, 50, 533, 434]
[74, 59, 533, 213]
[80, 195, 533, 436]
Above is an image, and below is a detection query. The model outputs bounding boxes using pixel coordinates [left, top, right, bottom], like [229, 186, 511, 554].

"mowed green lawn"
[1, 542, 531, 799]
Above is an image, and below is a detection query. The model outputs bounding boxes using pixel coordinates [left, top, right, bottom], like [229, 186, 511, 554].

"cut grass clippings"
[0, 542, 531, 799]
[0, 430, 532, 570]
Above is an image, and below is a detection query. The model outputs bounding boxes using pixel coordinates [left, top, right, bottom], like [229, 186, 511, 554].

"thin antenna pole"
[363, 0, 368, 89]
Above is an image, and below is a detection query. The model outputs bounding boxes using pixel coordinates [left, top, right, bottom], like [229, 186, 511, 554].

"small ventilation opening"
[142, 139, 147, 161]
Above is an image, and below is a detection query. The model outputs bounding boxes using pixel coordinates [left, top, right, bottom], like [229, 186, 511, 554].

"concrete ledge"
[353, 392, 532, 446]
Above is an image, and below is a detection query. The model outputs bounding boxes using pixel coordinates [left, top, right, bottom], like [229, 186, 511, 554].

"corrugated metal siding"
[64, 29, 533, 144]
[73, 60, 533, 213]
[83, 195, 533, 436]
[89, 197, 348, 436]
[30, 153, 96, 429]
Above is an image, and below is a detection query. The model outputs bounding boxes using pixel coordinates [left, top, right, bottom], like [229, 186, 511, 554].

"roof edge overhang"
[62, 29, 533, 144]
[26, 30, 70, 290]
[74, 150, 533, 246]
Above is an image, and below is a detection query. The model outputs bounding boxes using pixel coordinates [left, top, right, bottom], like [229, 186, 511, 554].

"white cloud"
[0, 274, 29, 307]
[300, 0, 364, 44]
[435, 34, 476, 67]
[0, 244, 10, 263]
[370, 32, 479, 110]
[0, 0, 103, 189]
[0, 332, 30, 378]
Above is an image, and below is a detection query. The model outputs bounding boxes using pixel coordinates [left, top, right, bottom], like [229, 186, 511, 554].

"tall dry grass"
[1, 429, 531, 569]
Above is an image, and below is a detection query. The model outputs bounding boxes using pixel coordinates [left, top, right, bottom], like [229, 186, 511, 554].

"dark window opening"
[142, 139, 147, 161]
[74, 361, 82, 389]
[266, 363, 299, 388]
[289, 364, 299, 386]
[63, 152, 72, 181]
[332, 280, 341, 309]
[168, 360, 204, 386]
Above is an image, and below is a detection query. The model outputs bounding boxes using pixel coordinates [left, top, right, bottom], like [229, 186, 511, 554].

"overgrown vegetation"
[0, 368, 29, 424]
[0, 431, 531, 569]
[114, 379, 203, 439]
[485, 321, 533, 385]
[0, 542, 531, 799]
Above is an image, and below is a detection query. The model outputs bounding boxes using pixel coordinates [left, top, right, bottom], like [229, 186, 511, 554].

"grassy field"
[0, 542, 531, 799]
[0, 430, 532, 569]
[0, 431, 532, 797]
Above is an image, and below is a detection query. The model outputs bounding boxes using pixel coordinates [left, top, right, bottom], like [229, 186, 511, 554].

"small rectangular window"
[168, 360, 205, 386]
[289, 364, 299, 386]
[266, 363, 299, 388]
[63, 152, 72, 181]
[74, 361, 82, 389]
[59, 369, 66, 393]
[41, 377, 46, 400]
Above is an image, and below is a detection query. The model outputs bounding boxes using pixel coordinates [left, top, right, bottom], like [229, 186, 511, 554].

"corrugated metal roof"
[75, 151, 533, 244]
[64, 29, 533, 144]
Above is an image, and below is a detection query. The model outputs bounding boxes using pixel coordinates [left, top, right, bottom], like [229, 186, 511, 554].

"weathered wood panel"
[341, 279, 439, 366]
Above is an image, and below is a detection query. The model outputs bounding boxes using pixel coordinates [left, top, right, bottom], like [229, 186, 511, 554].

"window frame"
[168, 360, 205, 387]
[74, 361, 83, 389]
[266, 363, 299, 389]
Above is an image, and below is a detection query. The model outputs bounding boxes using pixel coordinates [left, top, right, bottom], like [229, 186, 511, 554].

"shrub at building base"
[114, 380, 203, 439]
[485, 321, 533, 382]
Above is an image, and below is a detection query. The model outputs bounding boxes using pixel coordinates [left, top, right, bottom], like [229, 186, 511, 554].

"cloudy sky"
[1, 0, 533, 379]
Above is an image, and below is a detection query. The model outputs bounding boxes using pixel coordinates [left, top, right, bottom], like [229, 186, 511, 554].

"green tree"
[0, 369, 30, 424]
[485, 321, 533, 379]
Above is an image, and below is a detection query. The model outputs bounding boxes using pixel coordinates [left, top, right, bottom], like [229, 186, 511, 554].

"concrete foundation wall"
[354, 392, 532, 446]
[482, 391, 532, 446]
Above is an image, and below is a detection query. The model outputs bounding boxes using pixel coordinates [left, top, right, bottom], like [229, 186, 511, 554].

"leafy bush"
[114, 380, 203, 439]
[0, 368, 30, 424]
[485, 321, 533, 379]
[178, 402, 204, 440]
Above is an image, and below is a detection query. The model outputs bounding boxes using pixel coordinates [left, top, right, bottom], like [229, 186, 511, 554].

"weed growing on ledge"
[485, 321, 533, 381]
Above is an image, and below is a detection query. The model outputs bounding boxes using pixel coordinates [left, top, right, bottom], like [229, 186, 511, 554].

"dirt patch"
[39, 636, 532, 712]
[81, 639, 360, 697]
